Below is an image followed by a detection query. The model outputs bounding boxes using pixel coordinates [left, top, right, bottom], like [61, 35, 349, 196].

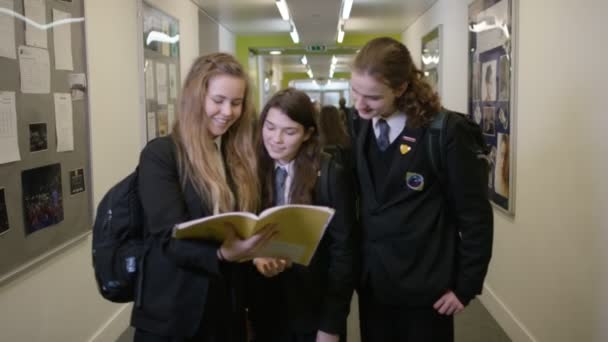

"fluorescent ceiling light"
[146, 31, 180, 45]
[307, 68, 313, 78]
[290, 25, 300, 44]
[301, 55, 308, 65]
[275, 0, 290, 21]
[270, 50, 282, 55]
[341, 0, 353, 20]
[0, 8, 84, 30]
[331, 55, 337, 65]
[337, 28, 345, 43]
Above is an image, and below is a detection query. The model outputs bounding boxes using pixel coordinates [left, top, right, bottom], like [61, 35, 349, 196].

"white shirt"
[274, 160, 295, 204]
[372, 111, 407, 145]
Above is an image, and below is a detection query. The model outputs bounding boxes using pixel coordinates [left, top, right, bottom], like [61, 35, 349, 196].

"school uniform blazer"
[131, 137, 243, 340]
[355, 113, 493, 307]
[248, 156, 357, 336]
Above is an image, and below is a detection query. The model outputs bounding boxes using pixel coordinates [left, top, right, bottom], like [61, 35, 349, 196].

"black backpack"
[427, 110, 491, 186]
[92, 168, 145, 304]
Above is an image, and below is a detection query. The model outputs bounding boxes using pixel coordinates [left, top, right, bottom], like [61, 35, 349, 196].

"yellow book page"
[173, 212, 258, 241]
[254, 205, 335, 265]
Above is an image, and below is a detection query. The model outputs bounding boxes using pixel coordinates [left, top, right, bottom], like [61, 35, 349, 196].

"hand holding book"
[173, 204, 335, 266]
[218, 223, 278, 262]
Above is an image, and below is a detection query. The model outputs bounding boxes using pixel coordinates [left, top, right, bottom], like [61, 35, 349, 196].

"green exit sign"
[306, 45, 326, 52]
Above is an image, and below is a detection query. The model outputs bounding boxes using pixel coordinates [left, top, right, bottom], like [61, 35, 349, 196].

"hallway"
[117, 297, 511, 342]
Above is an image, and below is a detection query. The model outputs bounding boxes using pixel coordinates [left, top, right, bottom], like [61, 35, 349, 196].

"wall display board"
[421, 25, 442, 96]
[141, 1, 180, 142]
[0, 0, 91, 283]
[468, 0, 516, 215]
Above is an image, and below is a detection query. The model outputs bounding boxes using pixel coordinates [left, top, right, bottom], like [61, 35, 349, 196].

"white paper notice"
[0, 0, 17, 59]
[54, 93, 74, 152]
[0, 91, 20, 164]
[169, 64, 177, 99]
[156, 62, 168, 105]
[18, 45, 50, 94]
[147, 112, 157, 141]
[145, 59, 155, 100]
[52, 9, 73, 70]
[68, 72, 86, 100]
[24, 0, 47, 48]
[167, 104, 175, 133]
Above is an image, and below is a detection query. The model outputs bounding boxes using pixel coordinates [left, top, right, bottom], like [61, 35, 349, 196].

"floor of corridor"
[117, 294, 511, 341]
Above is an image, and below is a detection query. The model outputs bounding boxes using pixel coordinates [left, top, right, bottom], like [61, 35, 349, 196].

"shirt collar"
[372, 111, 407, 129]
[214, 136, 222, 151]
[274, 159, 294, 176]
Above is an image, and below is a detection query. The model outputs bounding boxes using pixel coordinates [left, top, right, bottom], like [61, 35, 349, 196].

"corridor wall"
[403, 0, 608, 341]
[0, 0, 226, 341]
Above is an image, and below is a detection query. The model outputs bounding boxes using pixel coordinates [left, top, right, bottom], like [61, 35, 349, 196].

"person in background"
[132, 53, 275, 342]
[248, 88, 357, 342]
[339, 97, 360, 140]
[350, 36, 493, 342]
[318, 105, 352, 169]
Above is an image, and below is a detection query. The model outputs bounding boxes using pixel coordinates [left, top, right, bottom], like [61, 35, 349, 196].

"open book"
[172, 204, 335, 266]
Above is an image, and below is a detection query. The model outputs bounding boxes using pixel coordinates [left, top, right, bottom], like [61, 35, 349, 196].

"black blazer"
[356, 113, 493, 307]
[248, 155, 357, 337]
[131, 137, 245, 341]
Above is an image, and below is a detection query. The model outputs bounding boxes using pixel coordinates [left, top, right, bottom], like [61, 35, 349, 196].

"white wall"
[0, 1, 200, 341]
[198, 10, 219, 56]
[218, 24, 236, 55]
[404, 0, 608, 341]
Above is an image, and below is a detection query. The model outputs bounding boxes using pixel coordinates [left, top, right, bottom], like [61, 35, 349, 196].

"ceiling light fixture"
[290, 24, 300, 44]
[307, 68, 313, 79]
[337, 24, 345, 43]
[275, 0, 290, 21]
[301, 55, 308, 65]
[341, 0, 354, 20]
[270, 50, 282, 55]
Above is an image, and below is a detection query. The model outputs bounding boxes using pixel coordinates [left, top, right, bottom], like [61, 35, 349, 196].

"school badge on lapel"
[400, 144, 411, 155]
[405, 172, 424, 191]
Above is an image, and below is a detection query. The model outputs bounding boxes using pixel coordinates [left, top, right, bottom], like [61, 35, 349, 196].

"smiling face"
[350, 70, 406, 120]
[262, 107, 312, 165]
[204, 74, 246, 137]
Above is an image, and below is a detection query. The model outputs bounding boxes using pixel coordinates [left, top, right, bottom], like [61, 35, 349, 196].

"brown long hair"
[257, 88, 321, 208]
[352, 37, 441, 128]
[172, 53, 259, 214]
[319, 105, 351, 148]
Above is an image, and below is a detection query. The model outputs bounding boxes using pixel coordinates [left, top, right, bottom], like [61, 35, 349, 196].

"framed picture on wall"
[421, 25, 442, 96]
[0, 0, 92, 284]
[139, 1, 180, 143]
[468, 0, 516, 215]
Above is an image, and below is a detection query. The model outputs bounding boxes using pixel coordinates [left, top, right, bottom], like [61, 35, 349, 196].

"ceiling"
[192, 0, 437, 79]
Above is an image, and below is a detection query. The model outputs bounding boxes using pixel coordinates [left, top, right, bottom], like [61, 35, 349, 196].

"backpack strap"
[427, 111, 448, 186]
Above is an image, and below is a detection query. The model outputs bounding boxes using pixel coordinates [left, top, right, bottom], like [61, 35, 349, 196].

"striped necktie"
[274, 166, 288, 205]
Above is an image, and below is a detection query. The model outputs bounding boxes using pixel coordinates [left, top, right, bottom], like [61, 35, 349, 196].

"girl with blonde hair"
[132, 53, 275, 342]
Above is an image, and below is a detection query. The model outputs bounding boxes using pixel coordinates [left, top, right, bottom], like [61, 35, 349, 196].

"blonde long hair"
[172, 53, 259, 213]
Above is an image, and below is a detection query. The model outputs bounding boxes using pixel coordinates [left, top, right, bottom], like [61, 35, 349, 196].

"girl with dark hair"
[248, 88, 356, 342]
[132, 53, 276, 342]
[319, 105, 352, 170]
[351, 37, 493, 342]
[319, 105, 351, 148]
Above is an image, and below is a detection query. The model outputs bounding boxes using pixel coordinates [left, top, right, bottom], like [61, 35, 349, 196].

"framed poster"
[140, 1, 180, 142]
[0, 0, 92, 284]
[421, 25, 442, 96]
[468, 0, 516, 215]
